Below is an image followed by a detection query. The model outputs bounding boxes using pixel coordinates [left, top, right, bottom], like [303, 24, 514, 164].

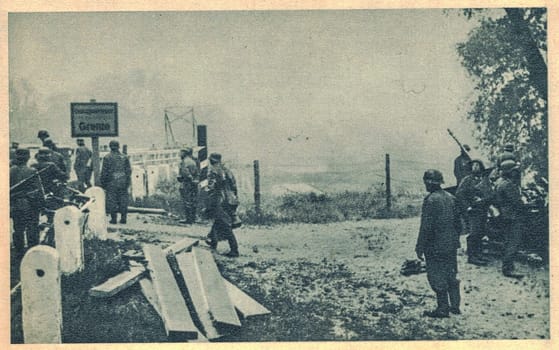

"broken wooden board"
[128, 206, 167, 215]
[223, 278, 271, 318]
[164, 237, 199, 256]
[90, 267, 145, 298]
[175, 252, 221, 340]
[139, 276, 209, 343]
[143, 245, 199, 340]
[192, 247, 241, 328]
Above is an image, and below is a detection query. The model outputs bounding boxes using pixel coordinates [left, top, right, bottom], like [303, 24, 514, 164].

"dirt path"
[111, 214, 550, 340]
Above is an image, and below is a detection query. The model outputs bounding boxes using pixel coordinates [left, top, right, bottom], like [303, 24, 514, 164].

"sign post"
[71, 100, 118, 186]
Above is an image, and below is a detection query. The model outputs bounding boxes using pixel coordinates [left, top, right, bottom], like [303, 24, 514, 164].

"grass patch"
[133, 180, 423, 226]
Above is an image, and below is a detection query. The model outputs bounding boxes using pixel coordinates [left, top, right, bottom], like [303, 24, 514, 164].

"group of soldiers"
[415, 142, 524, 318]
[10, 133, 242, 260]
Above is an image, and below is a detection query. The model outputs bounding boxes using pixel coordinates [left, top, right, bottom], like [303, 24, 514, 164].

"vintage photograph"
[7, 6, 549, 344]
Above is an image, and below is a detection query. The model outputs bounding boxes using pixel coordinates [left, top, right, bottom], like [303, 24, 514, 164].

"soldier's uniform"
[178, 148, 199, 224]
[494, 160, 524, 277]
[74, 139, 93, 191]
[416, 170, 461, 317]
[455, 160, 492, 264]
[453, 145, 471, 186]
[101, 140, 131, 224]
[31, 148, 66, 197]
[10, 149, 44, 258]
[44, 138, 68, 180]
[205, 153, 239, 257]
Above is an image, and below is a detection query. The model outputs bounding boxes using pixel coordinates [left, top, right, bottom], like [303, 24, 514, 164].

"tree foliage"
[456, 8, 547, 180]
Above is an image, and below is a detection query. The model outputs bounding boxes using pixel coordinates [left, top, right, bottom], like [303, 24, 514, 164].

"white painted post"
[54, 206, 84, 274]
[84, 186, 108, 239]
[21, 245, 62, 344]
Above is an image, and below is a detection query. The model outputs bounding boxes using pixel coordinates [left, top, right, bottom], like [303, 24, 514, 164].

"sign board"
[71, 102, 118, 137]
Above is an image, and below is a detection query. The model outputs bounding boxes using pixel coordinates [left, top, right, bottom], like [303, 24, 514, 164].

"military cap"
[503, 143, 514, 152]
[499, 160, 517, 173]
[15, 148, 30, 160]
[209, 153, 222, 162]
[109, 140, 119, 149]
[423, 169, 444, 185]
[37, 130, 50, 139]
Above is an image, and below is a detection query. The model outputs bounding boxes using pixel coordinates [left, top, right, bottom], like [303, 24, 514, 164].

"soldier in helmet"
[456, 159, 493, 266]
[177, 147, 199, 224]
[415, 169, 462, 318]
[205, 153, 240, 257]
[10, 148, 44, 259]
[43, 138, 68, 180]
[454, 144, 471, 186]
[498, 143, 517, 167]
[494, 160, 524, 278]
[100, 140, 131, 224]
[37, 130, 50, 146]
[74, 138, 93, 191]
[31, 147, 66, 197]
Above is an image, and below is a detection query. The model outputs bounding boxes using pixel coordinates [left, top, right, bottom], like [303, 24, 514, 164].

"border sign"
[71, 102, 118, 137]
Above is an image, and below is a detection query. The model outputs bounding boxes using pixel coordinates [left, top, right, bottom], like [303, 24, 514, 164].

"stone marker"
[223, 278, 271, 318]
[175, 252, 221, 339]
[54, 205, 85, 274]
[21, 245, 62, 344]
[84, 186, 108, 239]
[192, 247, 241, 328]
[143, 245, 199, 340]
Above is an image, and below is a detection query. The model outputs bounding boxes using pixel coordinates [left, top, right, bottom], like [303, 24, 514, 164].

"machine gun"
[447, 129, 472, 161]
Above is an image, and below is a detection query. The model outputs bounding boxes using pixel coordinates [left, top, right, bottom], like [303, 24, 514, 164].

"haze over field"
[9, 9, 489, 179]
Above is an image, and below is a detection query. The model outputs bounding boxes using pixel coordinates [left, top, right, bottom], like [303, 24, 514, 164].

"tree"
[456, 8, 547, 181]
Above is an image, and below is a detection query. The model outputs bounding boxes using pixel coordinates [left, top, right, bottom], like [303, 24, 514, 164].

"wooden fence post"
[253, 160, 261, 223]
[385, 154, 391, 211]
[21, 245, 62, 344]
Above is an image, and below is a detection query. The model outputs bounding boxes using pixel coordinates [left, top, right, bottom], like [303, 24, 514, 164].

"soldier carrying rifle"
[448, 129, 472, 186]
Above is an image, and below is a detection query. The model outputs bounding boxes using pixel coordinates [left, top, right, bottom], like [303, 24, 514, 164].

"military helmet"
[14, 148, 30, 160]
[503, 143, 514, 152]
[499, 160, 517, 174]
[423, 169, 444, 185]
[209, 153, 222, 162]
[109, 140, 119, 150]
[37, 130, 50, 139]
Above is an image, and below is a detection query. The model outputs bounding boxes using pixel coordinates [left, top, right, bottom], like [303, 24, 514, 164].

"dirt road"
[112, 214, 549, 340]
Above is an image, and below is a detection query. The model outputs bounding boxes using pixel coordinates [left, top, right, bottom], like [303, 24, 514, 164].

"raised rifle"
[447, 128, 472, 161]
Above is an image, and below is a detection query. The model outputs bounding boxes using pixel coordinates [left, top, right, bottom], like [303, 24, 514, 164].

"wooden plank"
[122, 250, 145, 261]
[192, 247, 241, 327]
[164, 238, 199, 256]
[89, 267, 145, 298]
[175, 253, 221, 340]
[139, 277, 162, 318]
[143, 245, 199, 340]
[223, 279, 271, 318]
[128, 206, 167, 214]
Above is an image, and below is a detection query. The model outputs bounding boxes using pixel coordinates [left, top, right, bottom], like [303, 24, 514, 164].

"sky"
[9, 9, 486, 179]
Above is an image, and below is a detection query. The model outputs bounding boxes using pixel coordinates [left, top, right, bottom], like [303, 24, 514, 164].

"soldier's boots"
[468, 255, 488, 266]
[119, 214, 127, 224]
[423, 290, 450, 318]
[449, 281, 461, 315]
[109, 213, 118, 224]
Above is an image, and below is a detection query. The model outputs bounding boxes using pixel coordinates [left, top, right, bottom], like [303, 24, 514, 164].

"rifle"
[447, 129, 471, 161]
[10, 164, 53, 192]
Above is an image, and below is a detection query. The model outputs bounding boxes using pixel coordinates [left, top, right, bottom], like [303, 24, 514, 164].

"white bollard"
[146, 165, 159, 196]
[131, 166, 147, 200]
[21, 245, 62, 344]
[84, 186, 108, 239]
[54, 206, 85, 275]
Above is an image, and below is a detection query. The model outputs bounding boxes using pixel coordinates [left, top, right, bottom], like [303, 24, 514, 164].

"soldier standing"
[43, 138, 68, 180]
[453, 144, 471, 186]
[205, 153, 240, 257]
[74, 138, 93, 191]
[494, 160, 524, 278]
[100, 140, 131, 224]
[178, 147, 199, 224]
[10, 149, 44, 259]
[37, 130, 50, 146]
[31, 148, 66, 198]
[415, 169, 462, 318]
[456, 160, 492, 266]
